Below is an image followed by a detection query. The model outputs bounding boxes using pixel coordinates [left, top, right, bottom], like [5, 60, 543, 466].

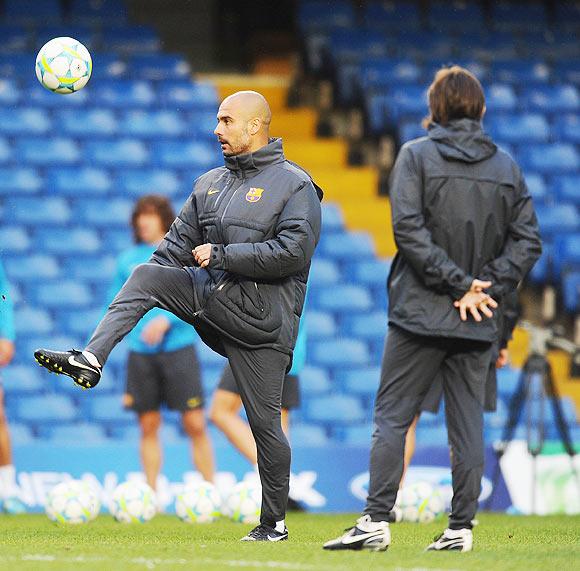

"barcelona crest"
[246, 187, 265, 203]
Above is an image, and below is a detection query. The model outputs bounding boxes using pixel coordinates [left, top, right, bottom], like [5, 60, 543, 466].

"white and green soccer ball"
[175, 481, 221, 524]
[398, 482, 445, 524]
[109, 481, 157, 524]
[223, 480, 261, 524]
[45, 480, 100, 524]
[35, 36, 92, 94]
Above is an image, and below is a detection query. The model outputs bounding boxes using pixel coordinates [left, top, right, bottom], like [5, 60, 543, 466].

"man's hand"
[470, 279, 492, 293]
[496, 348, 509, 368]
[193, 244, 213, 268]
[0, 339, 15, 367]
[141, 316, 171, 346]
[453, 291, 498, 322]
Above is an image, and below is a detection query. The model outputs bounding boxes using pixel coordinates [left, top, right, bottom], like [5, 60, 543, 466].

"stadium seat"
[43, 422, 109, 444]
[399, 121, 425, 143]
[102, 229, 132, 252]
[0, 227, 30, 253]
[27, 82, 90, 108]
[116, 169, 182, 196]
[535, 204, 580, 238]
[0, 168, 42, 194]
[553, 115, 580, 144]
[497, 367, 522, 400]
[415, 425, 449, 447]
[298, 1, 355, 31]
[485, 84, 518, 113]
[347, 259, 391, 287]
[306, 394, 366, 425]
[101, 25, 161, 53]
[321, 203, 345, 232]
[1, 365, 44, 395]
[310, 339, 370, 368]
[0, 24, 29, 52]
[33, 281, 92, 308]
[306, 311, 337, 340]
[110, 423, 184, 442]
[523, 86, 580, 113]
[158, 81, 219, 111]
[309, 259, 341, 286]
[129, 54, 191, 81]
[0, 80, 19, 107]
[5, 0, 62, 21]
[528, 244, 551, 283]
[16, 395, 78, 425]
[555, 60, 580, 86]
[290, 423, 329, 447]
[562, 272, 580, 313]
[63, 255, 116, 282]
[486, 114, 550, 144]
[85, 139, 149, 167]
[35, 24, 95, 50]
[119, 110, 184, 138]
[47, 167, 112, 196]
[313, 284, 373, 313]
[299, 366, 332, 397]
[93, 80, 156, 107]
[361, 59, 422, 90]
[15, 138, 80, 166]
[491, 61, 550, 85]
[0, 108, 51, 135]
[86, 394, 132, 425]
[553, 234, 580, 278]
[85, 52, 127, 79]
[71, 0, 128, 22]
[525, 173, 548, 203]
[55, 109, 117, 138]
[553, 175, 580, 205]
[151, 140, 220, 170]
[337, 367, 380, 398]
[36, 227, 101, 254]
[4, 254, 60, 281]
[14, 307, 53, 335]
[520, 144, 579, 174]
[339, 423, 373, 446]
[7, 423, 35, 445]
[428, 1, 483, 30]
[363, 2, 420, 31]
[5, 197, 70, 225]
[318, 231, 374, 261]
[73, 197, 134, 227]
[491, 1, 546, 31]
[342, 313, 387, 342]
[329, 28, 390, 65]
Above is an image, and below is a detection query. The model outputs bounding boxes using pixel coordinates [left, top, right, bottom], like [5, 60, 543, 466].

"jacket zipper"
[254, 282, 264, 312]
[220, 172, 245, 225]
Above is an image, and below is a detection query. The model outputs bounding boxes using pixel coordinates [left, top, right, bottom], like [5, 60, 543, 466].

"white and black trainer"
[240, 524, 288, 542]
[323, 515, 390, 552]
[34, 348, 101, 389]
[426, 528, 473, 552]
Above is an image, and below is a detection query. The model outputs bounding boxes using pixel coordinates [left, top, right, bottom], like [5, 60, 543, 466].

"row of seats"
[4, 0, 129, 24]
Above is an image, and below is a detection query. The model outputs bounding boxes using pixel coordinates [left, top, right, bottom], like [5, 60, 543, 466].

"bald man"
[34, 91, 323, 542]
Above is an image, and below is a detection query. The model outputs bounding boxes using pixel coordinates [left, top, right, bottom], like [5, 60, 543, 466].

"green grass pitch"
[0, 512, 578, 571]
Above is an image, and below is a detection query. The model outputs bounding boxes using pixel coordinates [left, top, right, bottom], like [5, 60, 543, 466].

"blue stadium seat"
[415, 425, 449, 447]
[158, 81, 219, 111]
[429, 1, 483, 29]
[553, 175, 580, 205]
[43, 423, 109, 444]
[85, 140, 149, 167]
[337, 367, 380, 398]
[35, 25, 95, 50]
[35, 227, 101, 254]
[306, 311, 337, 340]
[306, 394, 366, 425]
[360, 59, 422, 90]
[27, 82, 90, 107]
[525, 173, 548, 203]
[101, 26, 161, 53]
[523, 86, 580, 113]
[486, 114, 550, 144]
[321, 203, 344, 232]
[0, 108, 51, 135]
[151, 140, 220, 170]
[562, 272, 580, 313]
[15, 307, 53, 335]
[528, 244, 551, 283]
[63, 255, 115, 282]
[129, 54, 191, 81]
[520, 144, 579, 174]
[290, 423, 329, 447]
[395, 31, 454, 59]
[71, 0, 128, 22]
[5, 0, 62, 21]
[116, 169, 182, 197]
[491, 1, 546, 31]
[5, 197, 70, 225]
[47, 167, 112, 195]
[485, 84, 517, 113]
[0, 138, 11, 164]
[102, 229, 132, 252]
[299, 366, 331, 397]
[318, 232, 374, 260]
[313, 284, 373, 313]
[553, 114, 580, 144]
[73, 197, 134, 227]
[0, 54, 35, 79]
[15, 138, 80, 166]
[339, 423, 373, 446]
[391, 85, 428, 117]
[553, 234, 580, 278]
[7, 423, 35, 445]
[110, 423, 184, 442]
[0, 24, 29, 52]
[399, 121, 425, 143]
[310, 339, 370, 368]
[497, 367, 522, 400]
[59, 308, 104, 337]
[0, 227, 30, 253]
[119, 110, 183, 138]
[55, 109, 117, 138]
[309, 259, 341, 286]
[87, 53, 126, 79]
[86, 394, 132, 425]
[426, 60, 488, 84]
[555, 60, 580, 86]
[329, 29, 389, 64]
[342, 313, 387, 342]
[534, 204, 580, 238]
[0, 79, 20, 106]
[298, 1, 355, 30]
[347, 259, 391, 287]
[4, 254, 59, 281]
[93, 80, 155, 108]
[33, 281, 92, 308]
[491, 61, 550, 85]
[1, 365, 44, 395]
[16, 395, 77, 425]
[363, 2, 420, 31]
[0, 168, 42, 194]
[186, 111, 219, 139]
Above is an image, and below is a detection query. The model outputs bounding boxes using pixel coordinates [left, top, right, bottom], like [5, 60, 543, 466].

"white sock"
[445, 528, 471, 538]
[0, 465, 17, 498]
[82, 351, 101, 369]
[357, 514, 388, 531]
[275, 519, 285, 533]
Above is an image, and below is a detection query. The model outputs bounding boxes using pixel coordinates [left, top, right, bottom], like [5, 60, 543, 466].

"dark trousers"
[364, 325, 492, 529]
[86, 262, 290, 526]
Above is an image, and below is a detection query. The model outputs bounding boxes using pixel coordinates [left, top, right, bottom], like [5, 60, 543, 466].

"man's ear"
[248, 117, 261, 136]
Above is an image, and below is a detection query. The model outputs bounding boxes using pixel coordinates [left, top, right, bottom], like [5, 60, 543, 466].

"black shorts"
[125, 345, 203, 413]
[218, 364, 300, 410]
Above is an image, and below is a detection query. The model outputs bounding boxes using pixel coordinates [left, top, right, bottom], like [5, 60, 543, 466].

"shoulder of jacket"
[193, 167, 228, 191]
[275, 160, 314, 187]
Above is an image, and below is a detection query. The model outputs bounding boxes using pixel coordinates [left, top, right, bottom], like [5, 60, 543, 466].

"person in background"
[0, 260, 25, 513]
[113, 196, 215, 491]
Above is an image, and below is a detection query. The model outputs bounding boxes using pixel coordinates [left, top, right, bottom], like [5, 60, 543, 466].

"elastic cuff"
[450, 275, 474, 300]
[208, 244, 225, 269]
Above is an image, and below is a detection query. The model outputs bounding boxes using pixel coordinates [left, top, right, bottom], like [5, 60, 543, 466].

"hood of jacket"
[428, 119, 497, 164]
[224, 137, 285, 177]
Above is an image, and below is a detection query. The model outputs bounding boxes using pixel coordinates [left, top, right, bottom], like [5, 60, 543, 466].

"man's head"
[131, 195, 175, 245]
[423, 66, 486, 128]
[214, 90, 272, 156]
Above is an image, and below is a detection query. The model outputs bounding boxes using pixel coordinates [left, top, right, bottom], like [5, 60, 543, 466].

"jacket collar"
[224, 138, 285, 177]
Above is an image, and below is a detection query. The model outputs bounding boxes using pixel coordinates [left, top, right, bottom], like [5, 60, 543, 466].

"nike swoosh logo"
[342, 530, 384, 545]
[208, 189, 220, 195]
[68, 356, 97, 372]
[267, 534, 287, 541]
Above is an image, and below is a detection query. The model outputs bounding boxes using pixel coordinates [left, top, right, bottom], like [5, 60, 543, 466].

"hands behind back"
[453, 279, 498, 322]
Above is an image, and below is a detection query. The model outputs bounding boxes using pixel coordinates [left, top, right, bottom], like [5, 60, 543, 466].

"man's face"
[136, 212, 165, 244]
[214, 101, 252, 156]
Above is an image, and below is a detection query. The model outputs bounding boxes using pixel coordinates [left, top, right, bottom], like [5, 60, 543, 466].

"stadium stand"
[0, 0, 578, 451]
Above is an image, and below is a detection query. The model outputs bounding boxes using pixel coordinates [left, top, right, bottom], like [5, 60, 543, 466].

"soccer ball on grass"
[175, 481, 221, 523]
[45, 479, 100, 524]
[109, 481, 157, 524]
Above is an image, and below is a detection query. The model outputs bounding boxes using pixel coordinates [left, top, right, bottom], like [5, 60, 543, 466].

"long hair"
[131, 194, 175, 244]
[422, 65, 485, 129]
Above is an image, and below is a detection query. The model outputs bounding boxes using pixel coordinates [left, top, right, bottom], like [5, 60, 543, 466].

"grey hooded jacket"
[387, 118, 542, 342]
[151, 138, 323, 359]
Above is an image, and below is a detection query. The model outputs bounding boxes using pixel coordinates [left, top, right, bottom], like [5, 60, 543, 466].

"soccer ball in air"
[109, 481, 157, 524]
[45, 480, 100, 524]
[223, 480, 261, 524]
[398, 482, 445, 523]
[175, 481, 221, 523]
[35, 36, 92, 94]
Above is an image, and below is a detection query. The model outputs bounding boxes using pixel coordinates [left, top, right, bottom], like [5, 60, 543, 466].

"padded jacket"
[387, 119, 542, 342]
[151, 138, 323, 359]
